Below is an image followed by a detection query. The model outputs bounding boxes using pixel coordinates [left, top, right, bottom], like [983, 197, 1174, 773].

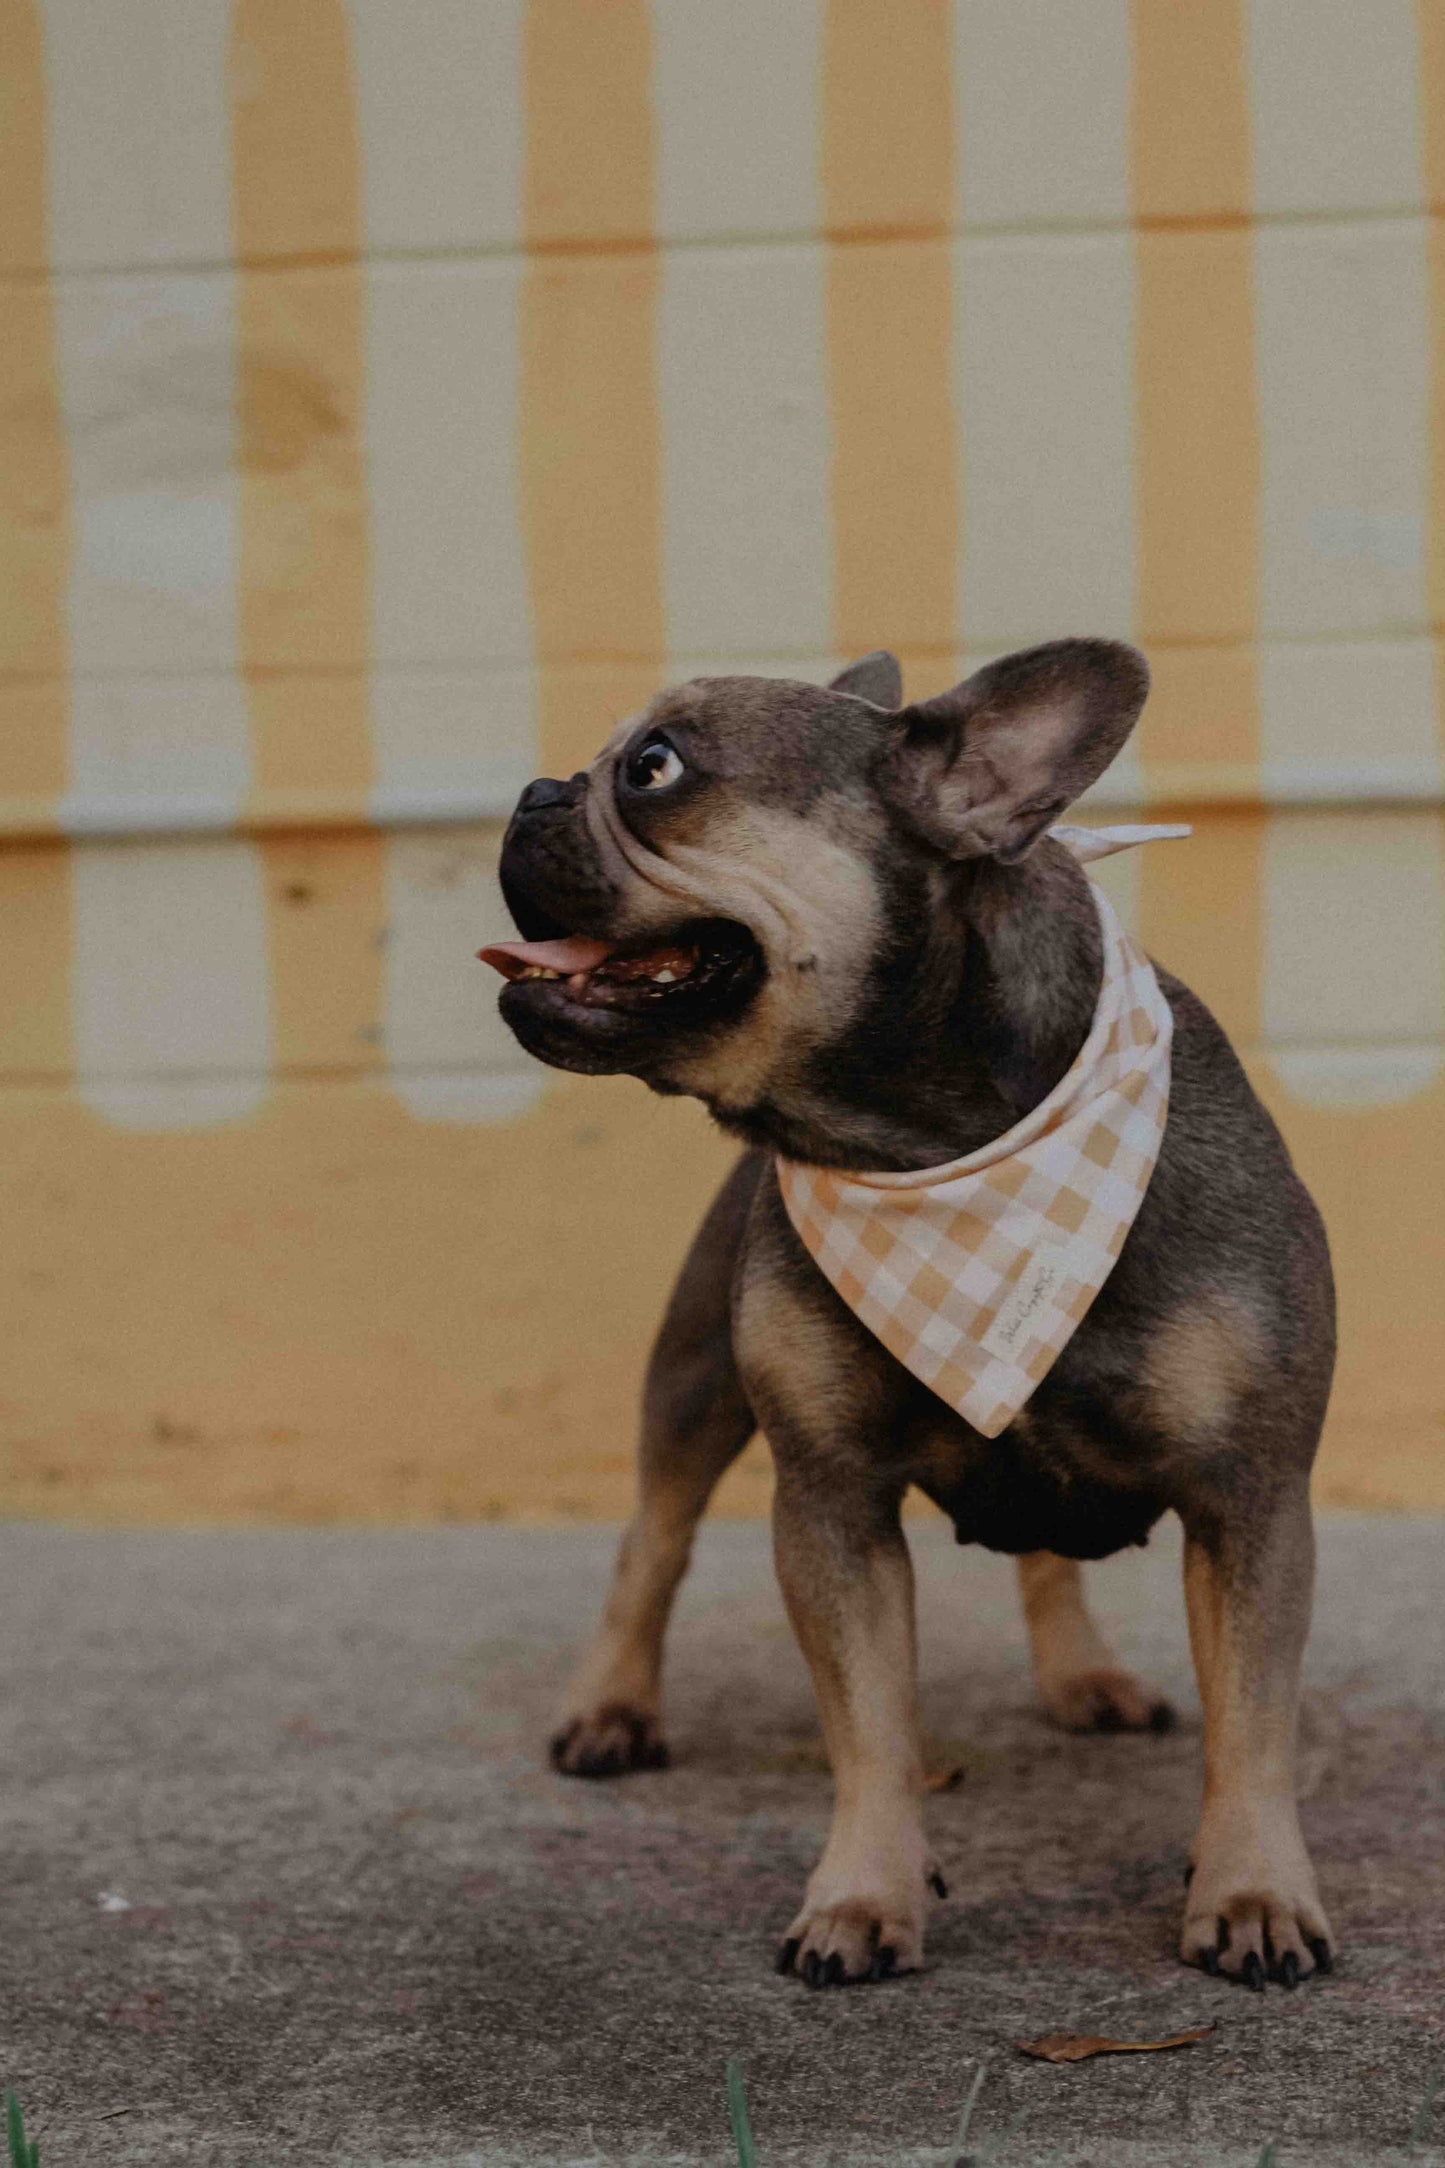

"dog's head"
[484, 639, 1149, 1137]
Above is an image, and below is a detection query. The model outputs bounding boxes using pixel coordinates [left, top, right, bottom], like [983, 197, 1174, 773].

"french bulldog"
[482, 640, 1336, 1993]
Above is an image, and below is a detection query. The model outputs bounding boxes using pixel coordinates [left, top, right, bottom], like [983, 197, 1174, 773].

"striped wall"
[0, 0, 1441, 1524]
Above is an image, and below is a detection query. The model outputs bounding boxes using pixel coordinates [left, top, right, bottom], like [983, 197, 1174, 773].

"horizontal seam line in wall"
[0, 805, 513, 844]
[4, 628, 1445, 698]
[0, 1066, 542, 1093]
[0, 1043, 1437, 1095]
[3, 791, 1444, 848]
[5, 202, 1444, 285]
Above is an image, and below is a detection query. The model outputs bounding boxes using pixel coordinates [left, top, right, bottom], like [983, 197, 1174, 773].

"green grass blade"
[951, 2061, 988, 2153]
[725, 2058, 758, 2168]
[5, 2090, 36, 2168]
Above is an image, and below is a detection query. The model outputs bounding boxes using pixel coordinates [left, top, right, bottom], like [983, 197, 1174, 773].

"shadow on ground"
[1, 1515, 1441, 2165]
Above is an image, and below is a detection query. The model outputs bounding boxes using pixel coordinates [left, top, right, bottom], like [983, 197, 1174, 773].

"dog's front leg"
[772, 1465, 933, 1986]
[1181, 1480, 1334, 1987]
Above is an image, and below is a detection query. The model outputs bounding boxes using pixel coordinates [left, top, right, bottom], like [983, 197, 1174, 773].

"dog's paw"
[548, 1702, 669, 1779]
[1182, 1805, 1334, 1988]
[775, 1847, 943, 1988]
[1039, 1665, 1175, 1734]
[775, 1893, 926, 1988]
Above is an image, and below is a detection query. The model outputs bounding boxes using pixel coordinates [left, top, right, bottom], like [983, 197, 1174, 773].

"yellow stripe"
[1133, 0, 1260, 762]
[1421, 0, 1445, 762]
[231, 0, 374, 815]
[1132, 0, 1252, 226]
[1132, 0, 1263, 1044]
[0, 0, 69, 806]
[0, 0, 72, 1078]
[0, 841, 71, 1080]
[822, 1, 957, 686]
[230, 0, 382, 1077]
[521, 1, 662, 779]
[1138, 808, 1265, 1051]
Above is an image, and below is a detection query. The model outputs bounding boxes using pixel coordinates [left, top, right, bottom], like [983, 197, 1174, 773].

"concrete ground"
[0, 1515, 1441, 2167]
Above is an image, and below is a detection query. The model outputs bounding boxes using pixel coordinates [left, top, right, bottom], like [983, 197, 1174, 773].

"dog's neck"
[709, 842, 1105, 1172]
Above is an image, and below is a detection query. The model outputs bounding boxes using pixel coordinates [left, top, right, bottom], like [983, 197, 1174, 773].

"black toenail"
[823, 1953, 845, 1987]
[776, 1938, 799, 1976]
[871, 1944, 897, 1981]
[1201, 1946, 1220, 1976]
[1242, 1952, 1266, 1992]
[1278, 1952, 1299, 1990]
[1149, 1701, 1177, 1734]
[1308, 1936, 1333, 1976]
[928, 1869, 949, 1899]
[802, 1950, 823, 1989]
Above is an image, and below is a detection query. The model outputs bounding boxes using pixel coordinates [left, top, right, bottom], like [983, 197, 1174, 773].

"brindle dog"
[484, 640, 1336, 1993]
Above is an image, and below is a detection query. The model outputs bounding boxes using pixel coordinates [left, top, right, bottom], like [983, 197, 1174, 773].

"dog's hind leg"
[1016, 1552, 1175, 1733]
[550, 1155, 761, 1778]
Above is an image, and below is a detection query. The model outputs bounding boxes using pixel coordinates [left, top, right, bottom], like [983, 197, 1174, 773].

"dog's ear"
[829, 650, 903, 709]
[877, 639, 1148, 864]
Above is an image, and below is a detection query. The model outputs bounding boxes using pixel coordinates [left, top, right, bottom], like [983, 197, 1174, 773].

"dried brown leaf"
[1016, 2025, 1212, 2064]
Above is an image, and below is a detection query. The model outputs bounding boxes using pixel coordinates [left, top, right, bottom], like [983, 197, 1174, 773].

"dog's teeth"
[651, 968, 678, 984]
[519, 966, 561, 980]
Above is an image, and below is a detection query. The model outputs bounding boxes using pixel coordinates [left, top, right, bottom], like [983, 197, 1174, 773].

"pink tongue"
[478, 935, 614, 981]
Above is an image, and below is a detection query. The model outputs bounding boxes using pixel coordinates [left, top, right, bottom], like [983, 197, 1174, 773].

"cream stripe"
[954, 231, 1134, 646]
[660, 243, 830, 662]
[366, 259, 535, 816]
[1264, 809, 1444, 1107]
[352, 0, 524, 254]
[72, 837, 271, 1129]
[1255, 218, 1429, 644]
[653, 0, 820, 242]
[1259, 640, 1440, 804]
[366, 263, 531, 670]
[955, 0, 1130, 229]
[55, 273, 241, 680]
[42, 0, 231, 272]
[823, 1, 956, 675]
[521, 0, 663, 781]
[1247, 0, 1423, 215]
[64, 677, 250, 836]
[383, 825, 542, 1124]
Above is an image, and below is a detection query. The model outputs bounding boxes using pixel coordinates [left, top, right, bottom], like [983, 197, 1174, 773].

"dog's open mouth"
[479, 918, 761, 1016]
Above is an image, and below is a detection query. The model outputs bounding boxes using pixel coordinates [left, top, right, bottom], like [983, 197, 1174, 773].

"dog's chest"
[910, 1402, 1166, 1562]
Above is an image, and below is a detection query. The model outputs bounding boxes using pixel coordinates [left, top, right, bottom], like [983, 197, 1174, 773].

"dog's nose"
[516, 775, 577, 816]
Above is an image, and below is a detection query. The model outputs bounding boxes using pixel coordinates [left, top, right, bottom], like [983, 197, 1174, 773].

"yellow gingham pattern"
[777, 830, 1178, 1439]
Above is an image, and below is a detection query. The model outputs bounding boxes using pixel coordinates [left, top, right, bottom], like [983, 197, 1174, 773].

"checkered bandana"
[776, 824, 1189, 1439]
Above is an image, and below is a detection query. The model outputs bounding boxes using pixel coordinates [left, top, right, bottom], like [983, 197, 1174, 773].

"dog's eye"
[625, 736, 685, 792]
